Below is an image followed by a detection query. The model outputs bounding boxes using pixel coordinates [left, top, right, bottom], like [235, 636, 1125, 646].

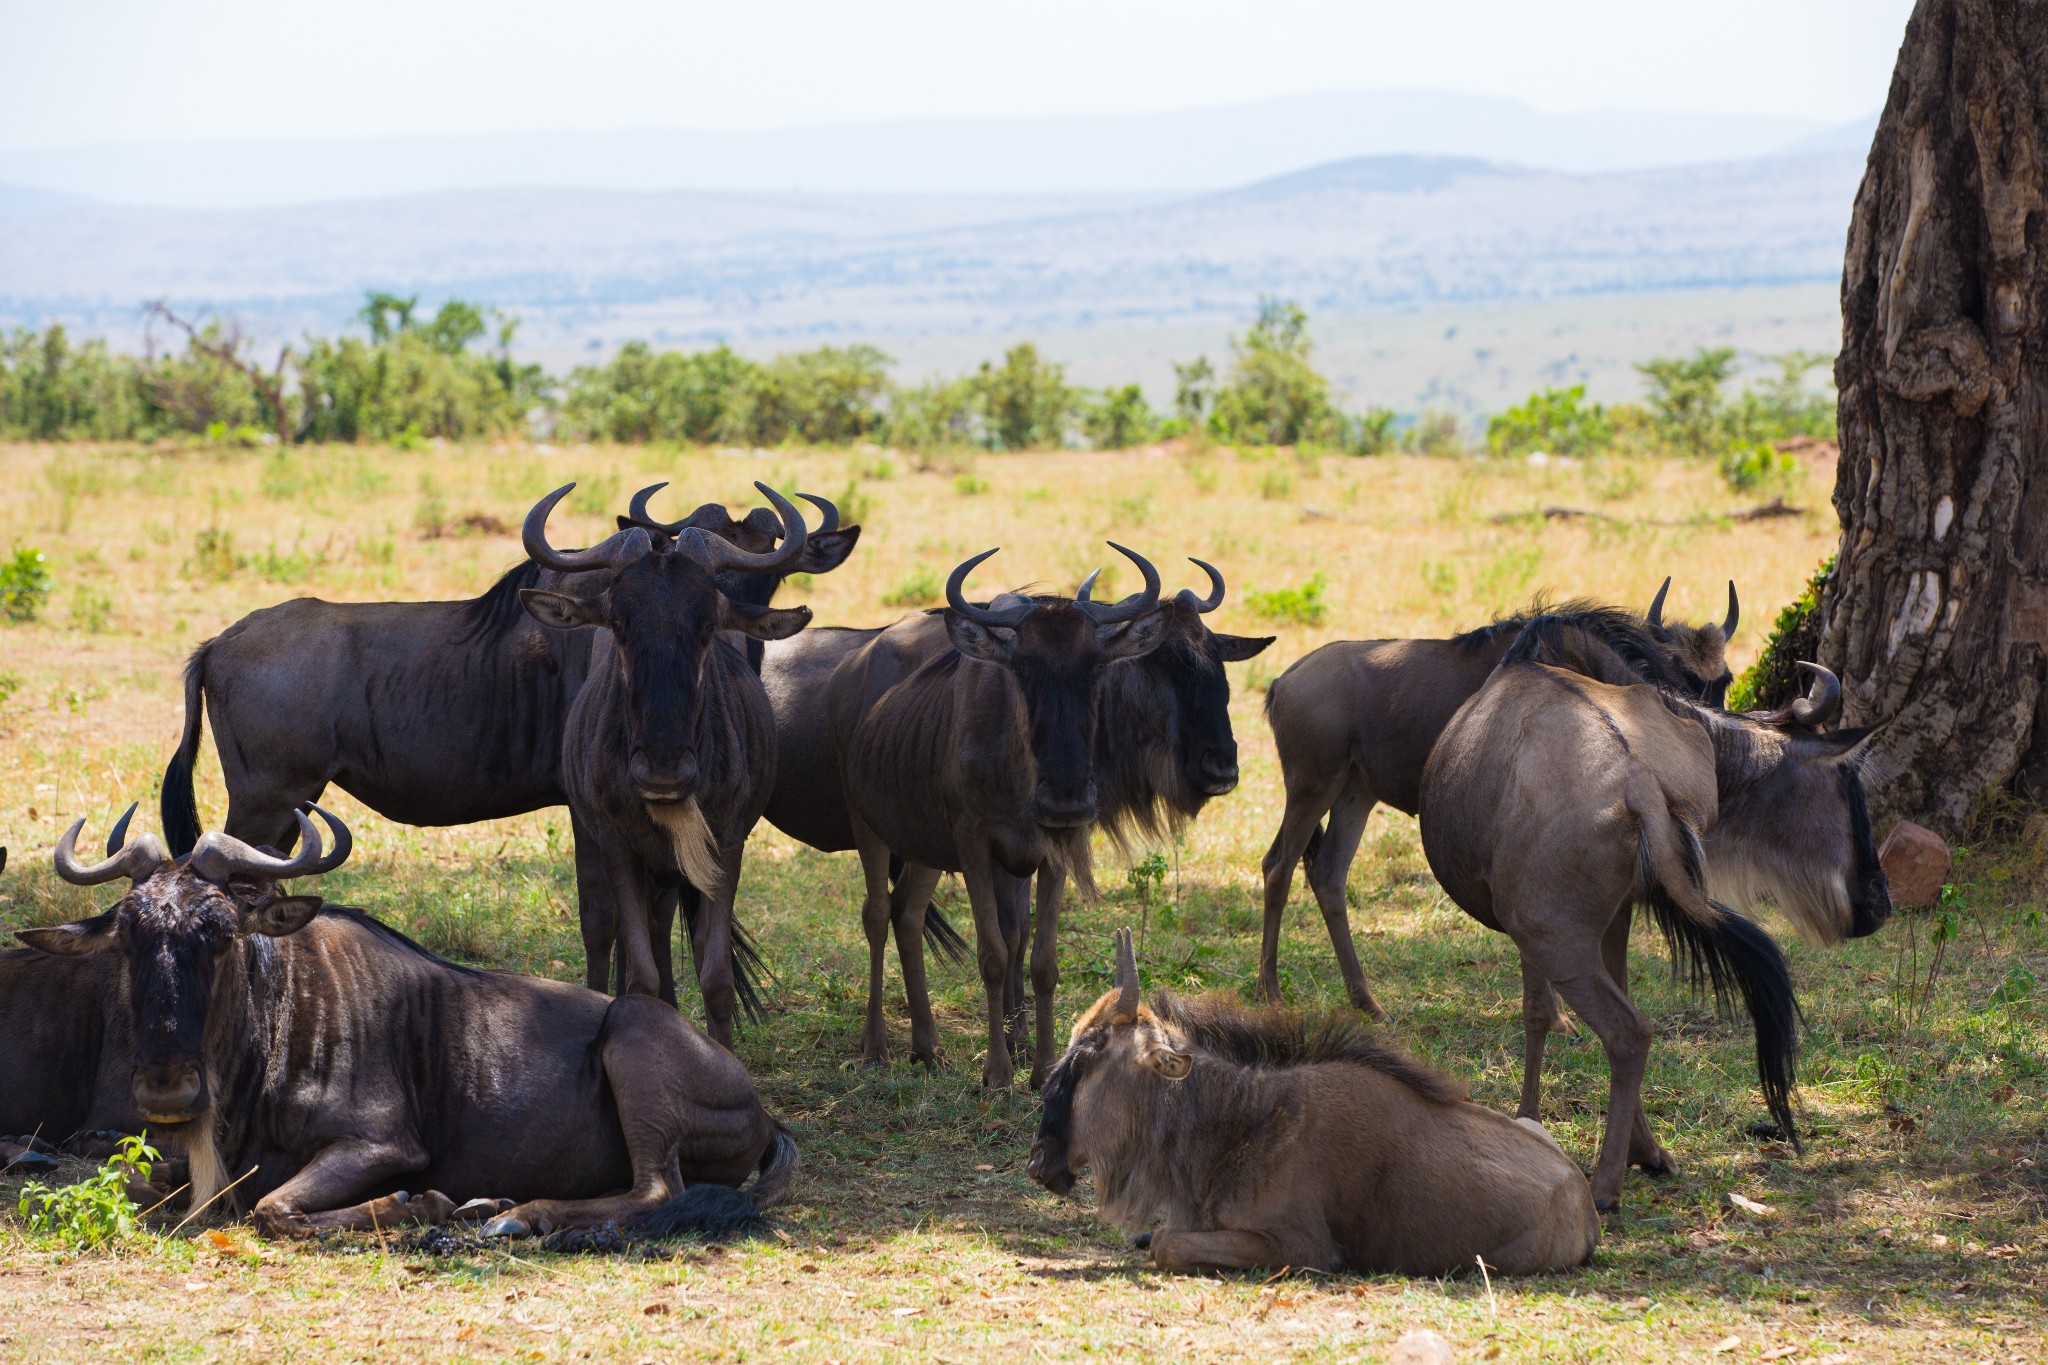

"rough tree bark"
[1820, 0, 2048, 834]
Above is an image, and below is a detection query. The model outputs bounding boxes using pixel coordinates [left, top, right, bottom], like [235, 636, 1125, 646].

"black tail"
[161, 644, 211, 856]
[624, 1183, 766, 1240]
[678, 886, 775, 1023]
[1637, 829, 1803, 1150]
[886, 855, 968, 965]
[1301, 820, 1326, 872]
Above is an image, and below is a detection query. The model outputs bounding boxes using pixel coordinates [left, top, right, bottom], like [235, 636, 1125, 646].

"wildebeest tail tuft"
[748, 1124, 801, 1209]
[678, 888, 775, 1023]
[921, 904, 970, 964]
[161, 643, 212, 856]
[624, 1183, 766, 1240]
[1635, 820, 1803, 1151]
[1301, 821, 1326, 872]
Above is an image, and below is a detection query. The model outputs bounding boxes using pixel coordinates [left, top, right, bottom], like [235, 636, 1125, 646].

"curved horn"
[1113, 927, 1139, 1021]
[55, 810, 168, 886]
[1076, 567, 1103, 601]
[1754, 661, 1843, 730]
[105, 801, 138, 858]
[1177, 557, 1226, 614]
[673, 482, 809, 575]
[300, 804, 353, 876]
[185, 810, 326, 884]
[799, 493, 840, 534]
[625, 482, 670, 529]
[1723, 580, 1740, 639]
[945, 549, 1035, 628]
[524, 484, 652, 575]
[1074, 543, 1161, 624]
[1647, 576, 1671, 627]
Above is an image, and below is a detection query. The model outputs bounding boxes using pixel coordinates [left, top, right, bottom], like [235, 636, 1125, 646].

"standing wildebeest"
[1418, 613, 1889, 1211]
[21, 806, 796, 1238]
[1026, 931, 1599, 1275]
[829, 546, 1169, 1088]
[1259, 579, 1739, 1016]
[525, 481, 813, 1042]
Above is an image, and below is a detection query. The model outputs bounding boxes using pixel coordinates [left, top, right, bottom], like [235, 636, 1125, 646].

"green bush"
[1718, 439, 1798, 492]
[1083, 384, 1158, 450]
[1244, 572, 1330, 625]
[1340, 406, 1399, 456]
[1638, 346, 1738, 458]
[882, 567, 943, 608]
[0, 545, 52, 622]
[1487, 384, 1614, 458]
[17, 1134, 158, 1248]
[1208, 299, 1336, 447]
[1727, 555, 1835, 712]
[977, 343, 1079, 451]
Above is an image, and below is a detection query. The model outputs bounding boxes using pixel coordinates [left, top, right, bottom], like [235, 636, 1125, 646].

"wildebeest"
[21, 806, 796, 1238]
[829, 546, 1169, 1087]
[528, 481, 813, 1042]
[1026, 931, 1599, 1275]
[1259, 580, 1739, 1015]
[1417, 612, 1888, 1210]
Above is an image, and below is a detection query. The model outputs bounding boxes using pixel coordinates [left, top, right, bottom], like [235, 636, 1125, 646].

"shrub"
[1209, 299, 1335, 447]
[1406, 411, 1468, 456]
[1637, 346, 1737, 458]
[882, 567, 943, 608]
[978, 343, 1078, 451]
[953, 473, 990, 496]
[1727, 556, 1834, 712]
[0, 545, 53, 622]
[1341, 406, 1399, 456]
[17, 1134, 158, 1248]
[1719, 439, 1798, 492]
[1083, 384, 1158, 450]
[188, 528, 242, 581]
[1487, 384, 1614, 458]
[1244, 572, 1330, 625]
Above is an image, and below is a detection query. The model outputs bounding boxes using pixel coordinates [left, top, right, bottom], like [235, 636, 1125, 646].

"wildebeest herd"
[0, 480, 1892, 1276]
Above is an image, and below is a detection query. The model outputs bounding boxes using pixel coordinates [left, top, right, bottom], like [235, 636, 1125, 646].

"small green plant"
[882, 566, 943, 608]
[69, 586, 113, 633]
[187, 528, 242, 581]
[17, 1134, 158, 1248]
[833, 479, 876, 527]
[1719, 439, 1798, 492]
[1126, 850, 1173, 939]
[853, 453, 897, 481]
[413, 474, 449, 538]
[390, 422, 429, 453]
[1245, 572, 1329, 626]
[0, 545, 53, 622]
[0, 670, 21, 706]
[953, 473, 990, 496]
[1487, 384, 1614, 458]
[1257, 465, 1295, 500]
[1727, 555, 1834, 711]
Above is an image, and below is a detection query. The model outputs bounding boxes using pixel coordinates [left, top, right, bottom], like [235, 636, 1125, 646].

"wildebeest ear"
[1214, 633, 1275, 662]
[723, 601, 812, 641]
[16, 908, 123, 957]
[1136, 1039, 1193, 1082]
[946, 614, 1016, 664]
[1098, 610, 1171, 662]
[238, 894, 323, 939]
[796, 526, 860, 574]
[519, 588, 608, 631]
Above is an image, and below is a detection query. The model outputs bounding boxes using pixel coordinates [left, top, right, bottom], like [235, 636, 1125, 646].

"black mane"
[1499, 604, 1691, 692]
[315, 903, 485, 976]
[1151, 991, 1466, 1103]
[459, 559, 546, 645]
[1450, 595, 1605, 650]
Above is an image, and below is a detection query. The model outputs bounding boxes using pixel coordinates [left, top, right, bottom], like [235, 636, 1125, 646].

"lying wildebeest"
[527, 481, 813, 1042]
[1418, 611, 1888, 1211]
[829, 546, 1169, 1088]
[22, 806, 796, 1238]
[1259, 579, 1739, 1015]
[760, 562, 1272, 1045]
[1026, 931, 1599, 1274]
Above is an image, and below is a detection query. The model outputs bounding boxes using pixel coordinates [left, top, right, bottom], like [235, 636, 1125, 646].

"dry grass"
[0, 437, 2043, 1363]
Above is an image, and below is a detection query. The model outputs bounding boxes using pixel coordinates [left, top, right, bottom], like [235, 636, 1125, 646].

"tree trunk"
[1820, 0, 2048, 834]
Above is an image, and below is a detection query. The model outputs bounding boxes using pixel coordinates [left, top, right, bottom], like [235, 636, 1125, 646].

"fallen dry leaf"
[1713, 1336, 1742, 1355]
[205, 1230, 237, 1252]
[456, 1327, 476, 1342]
[1728, 1192, 1777, 1216]
[974, 1163, 994, 1172]
[1760, 1347, 1800, 1361]
[892, 1307, 922, 1318]
[1929, 1233, 1949, 1248]
[642, 1303, 669, 1317]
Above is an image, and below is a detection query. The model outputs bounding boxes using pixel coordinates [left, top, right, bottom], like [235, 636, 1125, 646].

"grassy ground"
[0, 437, 2042, 1363]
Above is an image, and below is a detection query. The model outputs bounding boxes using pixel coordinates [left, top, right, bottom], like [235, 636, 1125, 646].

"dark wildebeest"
[1418, 612, 1889, 1211]
[829, 546, 1169, 1088]
[526, 481, 813, 1043]
[1259, 579, 1739, 1016]
[21, 806, 796, 1238]
[1026, 931, 1599, 1275]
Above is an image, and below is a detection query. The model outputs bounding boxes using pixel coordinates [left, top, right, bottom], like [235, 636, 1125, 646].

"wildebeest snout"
[131, 1059, 205, 1123]
[1195, 741, 1240, 795]
[1033, 780, 1098, 829]
[629, 748, 699, 801]
[1025, 1138, 1076, 1194]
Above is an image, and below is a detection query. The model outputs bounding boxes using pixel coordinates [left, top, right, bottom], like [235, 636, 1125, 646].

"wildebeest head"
[1706, 662, 1892, 943]
[18, 804, 349, 1125]
[946, 545, 1171, 829]
[1645, 576, 1740, 706]
[519, 481, 814, 803]
[1079, 560, 1273, 834]
[1026, 929, 1188, 1195]
[620, 481, 862, 611]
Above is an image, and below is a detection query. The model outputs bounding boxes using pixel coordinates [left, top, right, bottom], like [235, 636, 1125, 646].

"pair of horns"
[1647, 576, 1740, 639]
[525, 481, 811, 577]
[948, 543, 1162, 628]
[54, 803, 352, 888]
[624, 482, 841, 538]
[1113, 927, 1140, 1021]
[1080, 557, 1225, 616]
[1752, 661, 1844, 730]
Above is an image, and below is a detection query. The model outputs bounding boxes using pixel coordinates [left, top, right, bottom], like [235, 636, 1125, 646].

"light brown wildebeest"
[1259, 581, 1738, 1016]
[1026, 931, 1599, 1275]
[1418, 610, 1889, 1211]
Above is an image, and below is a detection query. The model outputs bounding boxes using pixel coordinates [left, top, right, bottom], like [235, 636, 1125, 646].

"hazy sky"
[2, 0, 1915, 151]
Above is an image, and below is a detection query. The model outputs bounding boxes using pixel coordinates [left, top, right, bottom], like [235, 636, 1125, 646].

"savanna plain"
[0, 438, 2042, 1363]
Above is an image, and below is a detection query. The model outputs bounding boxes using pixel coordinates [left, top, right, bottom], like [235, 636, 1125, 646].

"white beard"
[647, 798, 723, 896]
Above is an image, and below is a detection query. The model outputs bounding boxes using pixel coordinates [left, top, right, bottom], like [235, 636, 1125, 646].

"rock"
[1391, 1328, 1456, 1365]
[1879, 820, 1952, 907]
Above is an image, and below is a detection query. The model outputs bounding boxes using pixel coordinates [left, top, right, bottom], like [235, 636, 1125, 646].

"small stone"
[1878, 820, 1952, 907]
[1391, 1327, 1456, 1365]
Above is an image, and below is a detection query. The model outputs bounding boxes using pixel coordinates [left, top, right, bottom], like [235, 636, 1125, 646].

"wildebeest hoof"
[4, 1150, 60, 1175]
[453, 1198, 514, 1222]
[411, 1190, 458, 1224]
[1132, 1231, 1152, 1249]
[1631, 1148, 1679, 1176]
[482, 1214, 533, 1238]
[1593, 1196, 1620, 1216]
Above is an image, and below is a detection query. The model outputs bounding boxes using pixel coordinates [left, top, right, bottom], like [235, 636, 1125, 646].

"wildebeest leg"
[571, 812, 616, 993]
[889, 862, 945, 1065]
[852, 825, 898, 1065]
[251, 1138, 449, 1237]
[1518, 959, 1556, 1119]
[1526, 920, 1654, 1213]
[994, 870, 1031, 1063]
[1028, 861, 1065, 1090]
[682, 843, 746, 1050]
[1600, 904, 1676, 1175]
[598, 844, 665, 1003]
[1257, 769, 1350, 1003]
[1150, 1228, 1283, 1272]
[652, 886, 684, 1008]
[1304, 783, 1382, 1017]
[961, 852, 1017, 1089]
[222, 780, 320, 854]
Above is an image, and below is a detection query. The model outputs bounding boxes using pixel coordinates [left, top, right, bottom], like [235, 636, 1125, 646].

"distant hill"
[0, 183, 96, 220]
